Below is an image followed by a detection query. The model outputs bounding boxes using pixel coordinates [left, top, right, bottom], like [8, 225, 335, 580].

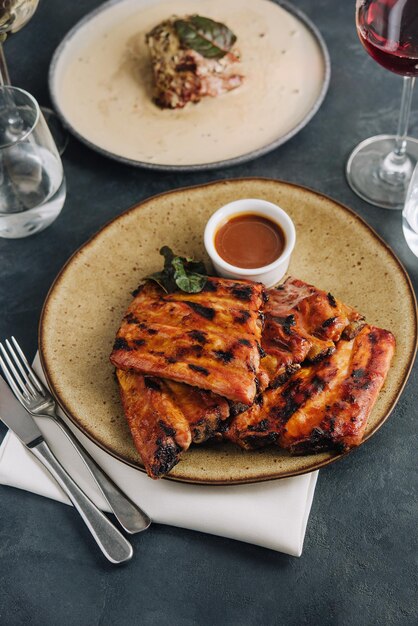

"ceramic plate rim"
[38, 178, 418, 485]
[48, 0, 331, 172]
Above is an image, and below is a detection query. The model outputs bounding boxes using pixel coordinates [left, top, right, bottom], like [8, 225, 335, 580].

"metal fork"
[0, 337, 151, 534]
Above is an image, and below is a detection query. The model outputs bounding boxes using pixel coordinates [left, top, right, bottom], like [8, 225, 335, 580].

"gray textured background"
[0, 1, 417, 624]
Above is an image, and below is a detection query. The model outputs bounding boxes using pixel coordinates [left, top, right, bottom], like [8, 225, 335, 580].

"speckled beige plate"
[39, 179, 417, 484]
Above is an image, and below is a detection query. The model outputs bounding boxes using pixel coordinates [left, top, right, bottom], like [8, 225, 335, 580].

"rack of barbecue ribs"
[111, 276, 395, 479]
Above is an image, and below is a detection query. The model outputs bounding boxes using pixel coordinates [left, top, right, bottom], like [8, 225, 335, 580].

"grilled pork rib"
[145, 18, 243, 109]
[117, 370, 190, 478]
[111, 278, 265, 404]
[112, 272, 395, 479]
[260, 277, 366, 388]
[226, 325, 395, 453]
[163, 379, 230, 444]
[117, 369, 229, 478]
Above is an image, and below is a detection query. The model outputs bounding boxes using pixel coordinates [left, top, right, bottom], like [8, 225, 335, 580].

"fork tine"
[0, 353, 27, 403]
[10, 336, 46, 394]
[5, 339, 39, 397]
[0, 342, 34, 400]
[6, 337, 42, 396]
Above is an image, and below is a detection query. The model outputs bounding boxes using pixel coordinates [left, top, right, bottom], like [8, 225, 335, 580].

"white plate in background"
[49, 0, 330, 171]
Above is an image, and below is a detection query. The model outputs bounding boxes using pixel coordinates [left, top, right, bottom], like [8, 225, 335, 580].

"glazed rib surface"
[117, 369, 230, 478]
[111, 274, 395, 479]
[226, 325, 395, 453]
[260, 277, 365, 387]
[111, 278, 265, 404]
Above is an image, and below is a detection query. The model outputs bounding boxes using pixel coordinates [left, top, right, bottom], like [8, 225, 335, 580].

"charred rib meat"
[225, 325, 395, 453]
[260, 277, 366, 388]
[111, 267, 395, 479]
[117, 369, 229, 478]
[111, 277, 265, 404]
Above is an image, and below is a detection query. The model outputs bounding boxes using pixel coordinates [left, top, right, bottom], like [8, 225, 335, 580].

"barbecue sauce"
[214, 214, 285, 269]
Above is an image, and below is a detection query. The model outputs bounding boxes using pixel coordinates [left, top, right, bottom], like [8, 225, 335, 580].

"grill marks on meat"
[110, 277, 265, 404]
[145, 19, 243, 110]
[281, 325, 395, 453]
[225, 325, 395, 453]
[112, 273, 395, 478]
[226, 349, 340, 450]
[117, 369, 229, 478]
[260, 277, 366, 387]
[116, 369, 190, 478]
[164, 379, 229, 444]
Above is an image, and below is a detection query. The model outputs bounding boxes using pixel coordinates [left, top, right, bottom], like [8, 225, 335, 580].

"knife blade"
[0, 374, 151, 533]
[0, 375, 133, 563]
[0, 377, 44, 447]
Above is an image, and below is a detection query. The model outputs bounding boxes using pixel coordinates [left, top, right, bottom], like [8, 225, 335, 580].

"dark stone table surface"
[0, 1, 417, 624]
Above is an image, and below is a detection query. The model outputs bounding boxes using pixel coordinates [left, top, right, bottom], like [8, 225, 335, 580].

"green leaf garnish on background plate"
[146, 246, 207, 293]
[174, 15, 237, 59]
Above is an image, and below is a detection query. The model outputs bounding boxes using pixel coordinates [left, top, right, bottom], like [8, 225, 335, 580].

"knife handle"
[53, 417, 151, 533]
[30, 440, 133, 564]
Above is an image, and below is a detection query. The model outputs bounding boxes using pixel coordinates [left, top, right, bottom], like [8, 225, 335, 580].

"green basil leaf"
[174, 15, 237, 59]
[175, 272, 207, 293]
[145, 246, 207, 293]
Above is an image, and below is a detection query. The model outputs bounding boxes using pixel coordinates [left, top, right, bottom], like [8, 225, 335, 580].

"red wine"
[357, 0, 418, 76]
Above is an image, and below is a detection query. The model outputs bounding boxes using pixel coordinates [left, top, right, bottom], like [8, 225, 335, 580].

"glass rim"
[0, 85, 40, 149]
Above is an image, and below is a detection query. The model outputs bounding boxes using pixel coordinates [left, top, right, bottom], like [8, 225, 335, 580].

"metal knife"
[0, 381, 133, 564]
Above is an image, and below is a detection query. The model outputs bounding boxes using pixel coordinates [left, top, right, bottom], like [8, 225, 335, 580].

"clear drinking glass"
[0, 85, 66, 239]
[402, 162, 418, 258]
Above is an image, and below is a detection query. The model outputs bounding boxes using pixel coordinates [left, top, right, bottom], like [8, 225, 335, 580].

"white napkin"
[0, 354, 318, 556]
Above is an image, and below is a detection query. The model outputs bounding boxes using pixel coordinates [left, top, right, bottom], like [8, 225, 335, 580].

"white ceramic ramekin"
[204, 198, 296, 288]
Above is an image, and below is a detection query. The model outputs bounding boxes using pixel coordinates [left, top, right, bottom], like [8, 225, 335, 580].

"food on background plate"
[146, 15, 243, 109]
[111, 248, 395, 479]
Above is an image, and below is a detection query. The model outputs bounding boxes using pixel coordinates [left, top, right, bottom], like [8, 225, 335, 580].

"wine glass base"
[346, 134, 418, 210]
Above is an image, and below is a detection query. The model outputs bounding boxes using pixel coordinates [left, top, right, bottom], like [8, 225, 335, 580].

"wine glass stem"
[380, 76, 416, 185]
[0, 42, 11, 86]
[394, 76, 415, 158]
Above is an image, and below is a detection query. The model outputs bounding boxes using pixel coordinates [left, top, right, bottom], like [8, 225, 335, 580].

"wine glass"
[346, 0, 418, 209]
[0, 0, 68, 154]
